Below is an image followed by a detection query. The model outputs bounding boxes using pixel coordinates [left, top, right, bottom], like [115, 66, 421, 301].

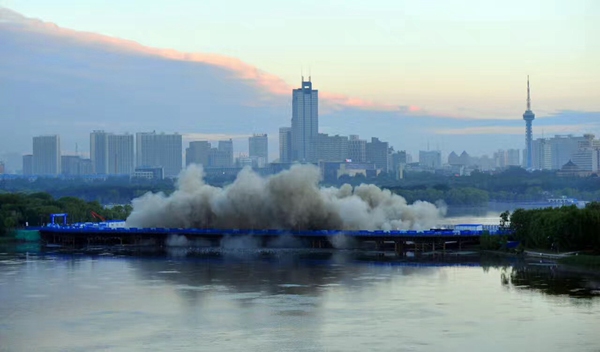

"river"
[1, 245, 599, 352]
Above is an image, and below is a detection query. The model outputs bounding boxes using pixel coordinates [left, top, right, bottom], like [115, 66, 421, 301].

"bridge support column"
[394, 241, 404, 254]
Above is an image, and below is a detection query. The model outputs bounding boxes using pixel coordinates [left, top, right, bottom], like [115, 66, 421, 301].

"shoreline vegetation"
[1, 191, 599, 270]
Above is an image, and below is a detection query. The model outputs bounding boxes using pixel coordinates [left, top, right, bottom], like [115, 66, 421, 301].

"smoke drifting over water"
[126, 164, 446, 231]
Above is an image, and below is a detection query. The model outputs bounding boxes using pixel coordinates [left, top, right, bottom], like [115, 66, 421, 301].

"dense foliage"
[509, 202, 600, 252]
[0, 193, 132, 236]
[0, 177, 174, 204]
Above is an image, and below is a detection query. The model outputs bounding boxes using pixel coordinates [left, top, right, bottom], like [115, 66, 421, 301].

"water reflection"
[1, 248, 599, 352]
[503, 263, 600, 299]
[128, 250, 446, 304]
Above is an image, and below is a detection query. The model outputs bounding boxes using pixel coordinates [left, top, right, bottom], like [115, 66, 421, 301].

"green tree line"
[509, 202, 600, 252]
[0, 193, 132, 236]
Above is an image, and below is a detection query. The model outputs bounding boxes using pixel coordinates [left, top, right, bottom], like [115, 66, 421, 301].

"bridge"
[38, 223, 511, 252]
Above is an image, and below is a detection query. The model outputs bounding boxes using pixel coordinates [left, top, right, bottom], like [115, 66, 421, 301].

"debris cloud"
[126, 164, 446, 231]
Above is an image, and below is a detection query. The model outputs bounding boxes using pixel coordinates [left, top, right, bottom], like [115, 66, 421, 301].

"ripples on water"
[0, 246, 599, 352]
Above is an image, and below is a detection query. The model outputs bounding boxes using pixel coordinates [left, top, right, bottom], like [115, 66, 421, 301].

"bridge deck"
[37, 226, 508, 238]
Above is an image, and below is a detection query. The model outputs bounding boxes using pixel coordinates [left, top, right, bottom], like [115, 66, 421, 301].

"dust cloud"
[126, 164, 446, 231]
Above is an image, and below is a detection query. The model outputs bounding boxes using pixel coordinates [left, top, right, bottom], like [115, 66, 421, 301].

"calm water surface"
[1, 247, 599, 352]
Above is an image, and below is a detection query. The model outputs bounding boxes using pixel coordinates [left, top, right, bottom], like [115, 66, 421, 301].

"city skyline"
[1, 6, 599, 167]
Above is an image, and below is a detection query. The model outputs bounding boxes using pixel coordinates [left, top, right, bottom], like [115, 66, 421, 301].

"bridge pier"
[394, 241, 404, 254]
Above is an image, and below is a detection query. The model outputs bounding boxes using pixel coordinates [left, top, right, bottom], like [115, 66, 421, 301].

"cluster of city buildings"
[19, 132, 269, 179]
[15, 78, 401, 181]
[277, 78, 404, 181]
[2, 77, 598, 180]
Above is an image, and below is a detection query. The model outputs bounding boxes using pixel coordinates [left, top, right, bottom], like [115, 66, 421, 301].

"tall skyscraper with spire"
[523, 76, 535, 169]
[291, 77, 318, 162]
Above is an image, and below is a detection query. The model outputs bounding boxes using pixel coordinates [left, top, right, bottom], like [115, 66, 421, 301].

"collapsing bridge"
[38, 223, 511, 253]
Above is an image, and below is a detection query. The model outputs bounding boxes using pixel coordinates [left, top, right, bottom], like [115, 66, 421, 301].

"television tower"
[522, 76, 535, 169]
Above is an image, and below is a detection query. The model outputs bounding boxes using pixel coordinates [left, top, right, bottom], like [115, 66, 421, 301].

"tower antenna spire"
[527, 75, 531, 111]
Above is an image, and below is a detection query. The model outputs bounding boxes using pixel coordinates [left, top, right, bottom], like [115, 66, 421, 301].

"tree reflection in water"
[501, 263, 600, 299]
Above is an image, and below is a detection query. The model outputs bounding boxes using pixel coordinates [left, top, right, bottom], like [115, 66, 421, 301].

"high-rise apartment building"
[348, 135, 367, 163]
[315, 134, 348, 162]
[186, 141, 211, 167]
[493, 150, 507, 168]
[507, 149, 520, 166]
[547, 135, 587, 170]
[249, 134, 268, 164]
[32, 135, 61, 175]
[531, 138, 552, 170]
[61, 156, 92, 176]
[92, 132, 134, 175]
[218, 139, 234, 167]
[22, 155, 33, 175]
[278, 127, 292, 163]
[90, 130, 109, 175]
[108, 134, 134, 175]
[291, 78, 318, 162]
[366, 137, 389, 172]
[571, 134, 599, 171]
[136, 132, 182, 177]
[390, 151, 408, 168]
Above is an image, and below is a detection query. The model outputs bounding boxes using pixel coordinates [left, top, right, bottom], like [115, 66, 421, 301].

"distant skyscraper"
[522, 76, 535, 169]
[90, 130, 109, 175]
[547, 134, 587, 170]
[366, 137, 389, 172]
[32, 135, 61, 175]
[186, 141, 211, 167]
[136, 132, 182, 177]
[278, 127, 292, 163]
[249, 134, 268, 163]
[506, 149, 520, 166]
[108, 134, 134, 175]
[291, 78, 318, 162]
[315, 133, 348, 162]
[61, 155, 93, 176]
[348, 135, 367, 162]
[531, 138, 552, 170]
[22, 155, 33, 175]
[218, 139, 234, 167]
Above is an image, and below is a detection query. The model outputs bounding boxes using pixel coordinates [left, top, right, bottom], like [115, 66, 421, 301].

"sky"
[3, 0, 599, 118]
[0, 1, 599, 170]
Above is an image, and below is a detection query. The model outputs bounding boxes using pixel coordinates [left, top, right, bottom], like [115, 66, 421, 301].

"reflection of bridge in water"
[38, 224, 510, 252]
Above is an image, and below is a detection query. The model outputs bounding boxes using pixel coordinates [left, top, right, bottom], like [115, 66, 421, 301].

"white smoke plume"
[126, 164, 446, 231]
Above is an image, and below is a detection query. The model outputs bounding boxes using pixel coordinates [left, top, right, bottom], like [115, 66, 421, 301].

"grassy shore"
[558, 255, 600, 270]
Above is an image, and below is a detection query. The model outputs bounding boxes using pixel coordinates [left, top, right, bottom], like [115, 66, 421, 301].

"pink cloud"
[1, 7, 422, 114]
